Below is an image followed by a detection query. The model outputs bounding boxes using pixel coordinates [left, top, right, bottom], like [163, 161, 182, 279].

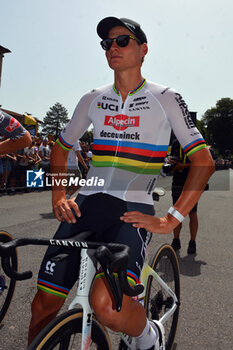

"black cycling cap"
[97, 17, 147, 44]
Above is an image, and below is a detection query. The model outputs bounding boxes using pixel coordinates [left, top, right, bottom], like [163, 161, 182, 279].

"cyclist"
[0, 109, 32, 155]
[28, 17, 215, 349]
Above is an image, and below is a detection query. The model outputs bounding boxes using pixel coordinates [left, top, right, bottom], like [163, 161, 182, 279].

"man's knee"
[31, 290, 65, 320]
[29, 290, 65, 345]
[90, 277, 122, 330]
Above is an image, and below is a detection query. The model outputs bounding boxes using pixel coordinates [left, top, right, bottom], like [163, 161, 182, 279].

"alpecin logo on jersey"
[104, 115, 140, 131]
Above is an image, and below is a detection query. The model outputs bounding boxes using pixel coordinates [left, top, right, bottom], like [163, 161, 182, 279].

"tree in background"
[80, 128, 93, 144]
[42, 102, 69, 138]
[196, 119, 206, 139]
[201, 98, 233, 156]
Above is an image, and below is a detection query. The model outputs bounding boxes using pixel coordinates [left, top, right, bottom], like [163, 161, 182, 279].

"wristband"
[168, 206, 185, 222]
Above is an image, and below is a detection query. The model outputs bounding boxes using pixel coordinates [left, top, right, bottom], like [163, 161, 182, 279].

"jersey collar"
[113, 78, 146, 96]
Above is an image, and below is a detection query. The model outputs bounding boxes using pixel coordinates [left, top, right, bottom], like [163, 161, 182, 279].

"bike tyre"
[144, 244, 180, 350]
[27, 308, 112, 350]
[0, 231, 17, 325]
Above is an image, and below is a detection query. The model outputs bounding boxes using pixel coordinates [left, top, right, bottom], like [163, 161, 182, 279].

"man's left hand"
[120, 211, 175, 234]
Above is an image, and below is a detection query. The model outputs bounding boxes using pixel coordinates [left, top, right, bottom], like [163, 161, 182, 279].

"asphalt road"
[0, 169, 232, 350]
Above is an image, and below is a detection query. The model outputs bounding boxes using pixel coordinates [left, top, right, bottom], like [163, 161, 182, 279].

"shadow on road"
[40, 212, 55, 219]
[176, 252, 207, 277]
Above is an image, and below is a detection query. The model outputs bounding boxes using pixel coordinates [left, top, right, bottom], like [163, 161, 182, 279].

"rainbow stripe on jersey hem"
[92, 139, 167, 175]
[37, 279, 69, 298]
[95, 268, 139, 286]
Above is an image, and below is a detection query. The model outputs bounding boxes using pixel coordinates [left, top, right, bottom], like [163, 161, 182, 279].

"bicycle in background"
[0, 230, 17, 326]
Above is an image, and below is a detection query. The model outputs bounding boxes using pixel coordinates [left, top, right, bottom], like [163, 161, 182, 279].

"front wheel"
[28, 308, 111, 350]
[144, 244, 180, 350]
[0, 231, 17, 325]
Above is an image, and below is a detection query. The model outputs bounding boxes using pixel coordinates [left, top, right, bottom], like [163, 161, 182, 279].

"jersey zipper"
[111, 94, 129, 180]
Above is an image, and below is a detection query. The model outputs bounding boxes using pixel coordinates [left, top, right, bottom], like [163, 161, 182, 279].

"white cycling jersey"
[57, 79, 206, 204]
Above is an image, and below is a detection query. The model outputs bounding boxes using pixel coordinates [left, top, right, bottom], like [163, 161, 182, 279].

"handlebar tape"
[1, 256, 32, 281]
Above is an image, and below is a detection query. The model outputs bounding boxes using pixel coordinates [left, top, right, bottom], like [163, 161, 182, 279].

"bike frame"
[67, 248, 178, 350]
[140, 264, 178, 325]
[0, 235, 178, 350]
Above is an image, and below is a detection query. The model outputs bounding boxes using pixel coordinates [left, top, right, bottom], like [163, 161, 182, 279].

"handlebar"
[0, 238, 51, 281]
[0, 235, 144, 311]
[96, 245, 144, 311]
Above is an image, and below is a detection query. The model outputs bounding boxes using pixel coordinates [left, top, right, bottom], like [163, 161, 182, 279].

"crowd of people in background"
[0, 134, 93, 195]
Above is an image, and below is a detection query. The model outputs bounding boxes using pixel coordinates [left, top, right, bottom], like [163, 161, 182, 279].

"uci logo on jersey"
[104, 115, 140, 131]
[97, 102, 118, 112]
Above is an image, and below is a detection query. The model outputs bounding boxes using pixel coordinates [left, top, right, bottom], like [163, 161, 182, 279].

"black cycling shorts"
[37, 193, 154, 298]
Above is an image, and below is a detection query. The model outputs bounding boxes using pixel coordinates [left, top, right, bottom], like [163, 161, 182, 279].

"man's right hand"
[50, 143, 82, 224]
[53, 197, 81, 224]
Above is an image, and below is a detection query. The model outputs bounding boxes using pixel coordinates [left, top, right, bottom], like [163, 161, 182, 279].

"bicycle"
[0, 229, 180, 349]
[0, 230, 18, 326]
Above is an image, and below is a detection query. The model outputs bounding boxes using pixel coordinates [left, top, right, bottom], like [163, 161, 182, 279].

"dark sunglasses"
[100, 35, 141, 51]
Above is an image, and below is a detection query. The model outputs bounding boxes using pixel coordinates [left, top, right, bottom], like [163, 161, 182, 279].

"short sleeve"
[56, 92, 94, 151]
[161, 90, 206, 157]
[0, 110, 26, 140]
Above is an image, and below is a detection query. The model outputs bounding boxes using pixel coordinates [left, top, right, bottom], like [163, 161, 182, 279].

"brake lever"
[118, 269, 144, 297]
[95, 246, 123, 312]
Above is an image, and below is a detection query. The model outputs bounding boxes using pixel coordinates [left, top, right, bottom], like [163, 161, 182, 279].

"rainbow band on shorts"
[37, 278, 69, 298]
[95, 268, 139, 286]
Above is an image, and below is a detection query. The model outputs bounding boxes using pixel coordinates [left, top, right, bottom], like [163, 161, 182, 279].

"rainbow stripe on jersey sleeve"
[56, 134, 73, 151]
[184, 138, 206, 157]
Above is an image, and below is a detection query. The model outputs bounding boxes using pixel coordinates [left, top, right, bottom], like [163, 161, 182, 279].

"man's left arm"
[169, 147, 215, 217]
[121, 147, 215, 234]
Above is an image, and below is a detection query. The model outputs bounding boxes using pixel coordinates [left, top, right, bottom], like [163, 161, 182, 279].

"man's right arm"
[50, 90, 95, 221]
[50, 143, 81, 223]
